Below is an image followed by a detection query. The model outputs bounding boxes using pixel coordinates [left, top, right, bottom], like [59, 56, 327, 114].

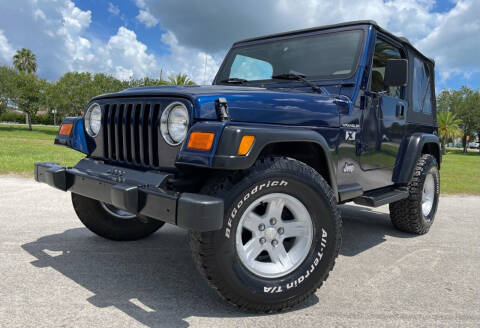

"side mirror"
[384, 59, 408, 87]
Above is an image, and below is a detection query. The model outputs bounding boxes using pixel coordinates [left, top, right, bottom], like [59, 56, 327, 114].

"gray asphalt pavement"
[0, 176, 479, 327]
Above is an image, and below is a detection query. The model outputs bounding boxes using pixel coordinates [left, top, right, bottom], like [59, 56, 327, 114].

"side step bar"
[353, 187, 409, 207]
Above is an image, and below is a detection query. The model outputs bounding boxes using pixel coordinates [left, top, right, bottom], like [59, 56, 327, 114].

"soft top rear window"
[412, 56, 433, 114]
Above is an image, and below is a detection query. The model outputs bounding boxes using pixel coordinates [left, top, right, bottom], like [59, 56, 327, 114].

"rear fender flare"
[393, 133, 441, 184]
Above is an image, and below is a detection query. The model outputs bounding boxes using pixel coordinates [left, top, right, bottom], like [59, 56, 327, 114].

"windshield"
[215, 30, 364, 84]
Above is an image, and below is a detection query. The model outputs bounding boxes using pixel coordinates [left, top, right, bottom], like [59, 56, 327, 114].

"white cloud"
[0, 0, 160, 81]
[0, 30, 14, 63]
[101, 27, 158, 80]
[138, 0, 479, 87]
[136, 10, 158, 28]
[139, 0, 438, 52]
[415, 0, 480, 82]
[60, 0, 91, 33]
[108, 3, 120, 16]
[0, 0, 95, 77]
[0, 0, 477, 89]
[135, 0, 147, 9]
[158, 31, 223, 84]
[33, 9, 47, 22]
[56, 1, 93, 72]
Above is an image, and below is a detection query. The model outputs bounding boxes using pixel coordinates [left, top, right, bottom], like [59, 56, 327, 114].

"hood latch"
[215, 97, 230, 121]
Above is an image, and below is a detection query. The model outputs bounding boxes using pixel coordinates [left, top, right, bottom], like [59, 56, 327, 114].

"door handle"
[396, 103, 405, 119]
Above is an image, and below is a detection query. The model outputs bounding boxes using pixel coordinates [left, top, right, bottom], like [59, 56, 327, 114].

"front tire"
[189, 157, 342, 312]
[389, 154, 440, 234]
[72, 193, 165, 241]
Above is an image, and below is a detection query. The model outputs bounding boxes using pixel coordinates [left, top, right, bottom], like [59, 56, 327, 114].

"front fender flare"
[212, 124, 337, 196]
[54, 117, 92, 154]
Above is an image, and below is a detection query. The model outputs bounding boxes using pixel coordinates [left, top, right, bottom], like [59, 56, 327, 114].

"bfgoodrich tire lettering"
[71, 193, 165, 241]
[189, 157, 342, 312]
[389, 154, 440, 234]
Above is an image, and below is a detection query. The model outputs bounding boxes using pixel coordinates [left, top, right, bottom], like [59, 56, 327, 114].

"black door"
[359, 37, 407, 171]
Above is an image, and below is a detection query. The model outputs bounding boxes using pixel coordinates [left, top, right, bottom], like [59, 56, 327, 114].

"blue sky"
[74, 0, 170, 56]
[0, 0, 478, 91]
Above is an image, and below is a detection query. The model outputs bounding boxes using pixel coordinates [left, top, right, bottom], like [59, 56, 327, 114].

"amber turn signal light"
[59, 123, 73, 136]
[187, 132, 215, 150]
[238, 135, 255, 156]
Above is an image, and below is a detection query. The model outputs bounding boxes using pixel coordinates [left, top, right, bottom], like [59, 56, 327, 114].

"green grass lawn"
[0, 124, 479, 194]
[0, 124, 84, 176]
[441, 148, 480, 195]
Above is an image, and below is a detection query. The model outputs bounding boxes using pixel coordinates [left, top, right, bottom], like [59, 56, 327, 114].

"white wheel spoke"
[235, 192, 313, 278]
[282, 221, 309, 238]
[242, 212, 263, 232]
[243, 239, 263, 263]
[422, 172, 435, 217]
[265, 198, 285, 219]
[268, 244, 293, 269]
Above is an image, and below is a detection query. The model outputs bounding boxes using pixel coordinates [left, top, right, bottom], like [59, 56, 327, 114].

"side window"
[229, 55, 273, 81]
[371, 39, 405, 98]
[412, 56, 433, 114]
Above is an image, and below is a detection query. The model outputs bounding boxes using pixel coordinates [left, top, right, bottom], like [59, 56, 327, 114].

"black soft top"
[234, 20, 434, 65]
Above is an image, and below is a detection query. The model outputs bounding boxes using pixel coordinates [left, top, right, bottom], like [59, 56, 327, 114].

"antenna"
[204, 54, 207, 85]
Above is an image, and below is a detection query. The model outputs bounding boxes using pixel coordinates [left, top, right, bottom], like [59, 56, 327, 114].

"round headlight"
[85, 103, 102, 137]
[161, 102, 189, 145]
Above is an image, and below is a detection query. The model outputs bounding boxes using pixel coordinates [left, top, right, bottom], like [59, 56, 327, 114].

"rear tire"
[189, 157, 342, 312]
[389, 154, 440, 235]
[71, 193, 165, 241]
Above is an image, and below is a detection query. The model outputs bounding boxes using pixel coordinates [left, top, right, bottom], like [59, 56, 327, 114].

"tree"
[92, 73, 130, 95]
[437, 87, 480, 153]
[49, 72, 131, 118]
[13, 48, 37, 74]
[451, 87, 480, 153]
[437, 111, 462, 154]
[436, 89, 455, 113]
[11, 72, 48, 130]
[10, 48, 42, 129]
[128, 77, 169, 88]
[49, 72, 96, 117]
[167, 73, 195, 85]
[0, 66, 17, 114]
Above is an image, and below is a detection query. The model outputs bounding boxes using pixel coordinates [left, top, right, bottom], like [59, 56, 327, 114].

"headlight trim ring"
[160, 101, 189, 146]
[85, 103, 102, 137]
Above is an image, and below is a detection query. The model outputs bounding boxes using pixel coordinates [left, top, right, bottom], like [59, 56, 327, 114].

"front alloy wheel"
[189, 157, 342, 312]
[236, 193, 313, 279]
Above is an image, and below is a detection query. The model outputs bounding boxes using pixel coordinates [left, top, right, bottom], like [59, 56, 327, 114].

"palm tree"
[437, 111, 462, 154]
[167, 73, 195, 86]
[13, 48, 37, 74]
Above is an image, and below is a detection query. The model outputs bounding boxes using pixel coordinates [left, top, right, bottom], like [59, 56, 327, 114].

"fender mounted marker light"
[238, 135, 255, 156]
[187, 132, 215, 151]
[59, 123, 73, 136]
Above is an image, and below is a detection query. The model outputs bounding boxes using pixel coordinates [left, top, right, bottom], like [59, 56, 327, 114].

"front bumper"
[34, 159, 224, 232]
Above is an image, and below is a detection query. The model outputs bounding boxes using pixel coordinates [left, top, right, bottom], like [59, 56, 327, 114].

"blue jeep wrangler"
[35, 20, 441, 312]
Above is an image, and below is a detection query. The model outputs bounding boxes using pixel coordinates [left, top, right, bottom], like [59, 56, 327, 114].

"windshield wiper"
[272, 71, 323, 93]
[220, 78, 248, 84]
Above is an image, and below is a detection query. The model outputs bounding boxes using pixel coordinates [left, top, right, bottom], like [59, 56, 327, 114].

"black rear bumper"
[34, 159, 224, 232]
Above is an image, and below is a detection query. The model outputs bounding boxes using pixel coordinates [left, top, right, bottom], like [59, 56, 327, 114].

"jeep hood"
[94, 85, 344, 127]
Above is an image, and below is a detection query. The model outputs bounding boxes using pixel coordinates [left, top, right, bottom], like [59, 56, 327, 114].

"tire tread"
[72, 193, 164, 241]
[389, 154, 439, 235]
[189, 157, 342, 313]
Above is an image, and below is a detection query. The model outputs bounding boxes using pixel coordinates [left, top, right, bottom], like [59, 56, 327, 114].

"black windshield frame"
[213, 28, 366, 86]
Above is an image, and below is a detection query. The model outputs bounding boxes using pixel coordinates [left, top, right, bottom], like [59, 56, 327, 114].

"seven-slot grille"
[102, 102, 163, 168]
